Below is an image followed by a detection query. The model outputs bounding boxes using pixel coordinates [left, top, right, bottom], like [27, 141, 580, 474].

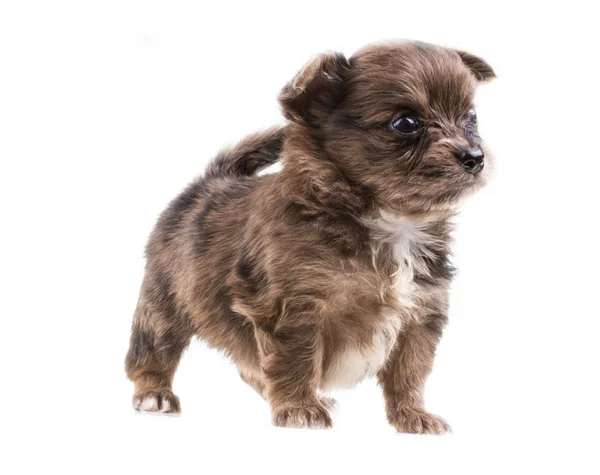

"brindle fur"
[125, 40, 495, 433]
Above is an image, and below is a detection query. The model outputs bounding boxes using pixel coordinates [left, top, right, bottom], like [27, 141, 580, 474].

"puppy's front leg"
[256, 324, 332, 429]
[378, 313, 451, 435]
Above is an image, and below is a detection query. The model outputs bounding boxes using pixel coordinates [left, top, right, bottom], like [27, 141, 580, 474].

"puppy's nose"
[456, 147, 484, 174]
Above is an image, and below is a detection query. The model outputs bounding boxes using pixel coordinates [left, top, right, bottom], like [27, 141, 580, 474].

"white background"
[1, 1, 598, 473]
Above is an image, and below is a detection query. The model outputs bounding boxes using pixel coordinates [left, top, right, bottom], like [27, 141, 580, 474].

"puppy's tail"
[205, 126, 285, 178]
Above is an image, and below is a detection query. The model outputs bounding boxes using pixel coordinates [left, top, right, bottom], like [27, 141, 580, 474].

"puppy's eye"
[392, 115, 421, 134]
[467, 109, 478, 124]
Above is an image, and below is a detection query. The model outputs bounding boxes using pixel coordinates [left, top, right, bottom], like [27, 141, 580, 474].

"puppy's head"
[279, 41, 495, 219]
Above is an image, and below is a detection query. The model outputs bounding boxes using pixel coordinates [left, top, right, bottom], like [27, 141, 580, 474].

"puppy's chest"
[321, 216, 446, 390]
[368, 214, 445, 308]
[322, 310, 401, 390]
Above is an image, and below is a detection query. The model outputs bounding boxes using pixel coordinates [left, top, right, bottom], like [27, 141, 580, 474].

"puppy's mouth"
[461, 165, 487, 185]
[431, 169, 488, 209]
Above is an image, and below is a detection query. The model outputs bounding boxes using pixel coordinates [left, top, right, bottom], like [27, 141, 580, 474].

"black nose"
[456, 147, 484, 174]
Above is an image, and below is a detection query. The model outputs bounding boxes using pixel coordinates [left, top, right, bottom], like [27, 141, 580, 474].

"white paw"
[133, 390, 180, 414]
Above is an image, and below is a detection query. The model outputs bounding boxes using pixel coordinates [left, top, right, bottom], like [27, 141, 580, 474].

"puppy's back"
[127, 127, 285, 377]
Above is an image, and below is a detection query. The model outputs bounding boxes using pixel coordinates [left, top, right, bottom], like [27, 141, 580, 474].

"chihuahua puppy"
[125, 40, 495, 434]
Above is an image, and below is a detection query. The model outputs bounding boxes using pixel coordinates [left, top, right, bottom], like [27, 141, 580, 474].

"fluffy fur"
[125, 40, 495, 434]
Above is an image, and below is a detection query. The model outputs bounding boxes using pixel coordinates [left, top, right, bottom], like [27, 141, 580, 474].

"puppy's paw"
[273, 403, 333, 429]
[389, 407, 451, 435]
[133, 390, 181, 414]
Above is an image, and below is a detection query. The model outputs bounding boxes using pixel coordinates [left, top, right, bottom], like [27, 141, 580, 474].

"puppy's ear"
[279, 52, 350, 126]
[456, 50, 496, 82]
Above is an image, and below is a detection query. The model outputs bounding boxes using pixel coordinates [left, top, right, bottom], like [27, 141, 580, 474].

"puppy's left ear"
[456, 50, 496, 82]
[279, 52, 351, 127]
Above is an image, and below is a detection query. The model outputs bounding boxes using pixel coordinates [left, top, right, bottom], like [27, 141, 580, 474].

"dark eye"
[467, 109, 478, 124]
[392, 115, 421, 134]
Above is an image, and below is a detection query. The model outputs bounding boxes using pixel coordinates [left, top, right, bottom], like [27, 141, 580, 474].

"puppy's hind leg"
[125, 294, 193, 414]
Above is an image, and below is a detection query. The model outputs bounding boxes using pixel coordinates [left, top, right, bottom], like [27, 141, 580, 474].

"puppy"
[125, 40, 495, 433]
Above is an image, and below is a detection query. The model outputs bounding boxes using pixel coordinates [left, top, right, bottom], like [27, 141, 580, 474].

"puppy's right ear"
[279, 52, 350, 127]
[456, 50, 496, 82]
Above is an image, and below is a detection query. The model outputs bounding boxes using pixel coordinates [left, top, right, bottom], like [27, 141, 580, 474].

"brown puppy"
[125, 40, 495, 433]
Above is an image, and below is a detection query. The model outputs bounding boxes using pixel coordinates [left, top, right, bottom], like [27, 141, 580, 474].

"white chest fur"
[321, 213, 439, 390]
[366, 211, 438, 307]
[322, 310, 401, 389]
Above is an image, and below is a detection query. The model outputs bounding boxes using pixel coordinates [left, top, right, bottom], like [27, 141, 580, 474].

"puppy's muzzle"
[455, 147, 484, 174]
